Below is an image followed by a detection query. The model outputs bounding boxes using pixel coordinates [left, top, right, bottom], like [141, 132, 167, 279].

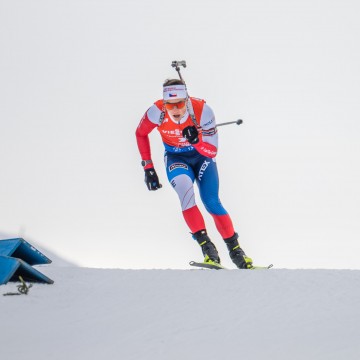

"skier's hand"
[182, 126, 199, 144]
[144, 168, 162, 191]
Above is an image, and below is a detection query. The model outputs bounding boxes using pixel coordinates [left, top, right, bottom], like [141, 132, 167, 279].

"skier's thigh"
[170, 174, 196, 211]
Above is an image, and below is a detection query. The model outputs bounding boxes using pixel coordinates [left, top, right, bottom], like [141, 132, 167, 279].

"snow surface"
[1, 267, 360, 360]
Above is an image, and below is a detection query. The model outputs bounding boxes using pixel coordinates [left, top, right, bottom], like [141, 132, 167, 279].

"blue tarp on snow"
[0, 238, 53, 285]
[0, 256, 54, 285]
[0, 238, 52, 265]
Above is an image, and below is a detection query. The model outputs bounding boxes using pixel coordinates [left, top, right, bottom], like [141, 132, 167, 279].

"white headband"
[163, 85, 188, 101]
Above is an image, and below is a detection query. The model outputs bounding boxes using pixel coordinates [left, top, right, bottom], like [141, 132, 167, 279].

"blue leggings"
[164, 150, 228, 216]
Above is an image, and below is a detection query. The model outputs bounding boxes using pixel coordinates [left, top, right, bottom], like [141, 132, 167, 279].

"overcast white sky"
[1, 0, 359, 269]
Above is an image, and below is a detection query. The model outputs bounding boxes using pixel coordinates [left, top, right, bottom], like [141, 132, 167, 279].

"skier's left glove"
[144, 168, 162, 191]
[182, 126, 199, 144]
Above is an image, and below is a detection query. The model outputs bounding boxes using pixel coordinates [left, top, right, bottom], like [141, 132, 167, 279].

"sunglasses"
[164, 100, 187, 110]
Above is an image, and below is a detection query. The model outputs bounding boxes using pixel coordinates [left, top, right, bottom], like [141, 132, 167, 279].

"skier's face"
[165, 99, 187, 120]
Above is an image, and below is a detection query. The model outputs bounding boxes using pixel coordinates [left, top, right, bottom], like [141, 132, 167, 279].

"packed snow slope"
[1, 267, 360, 360]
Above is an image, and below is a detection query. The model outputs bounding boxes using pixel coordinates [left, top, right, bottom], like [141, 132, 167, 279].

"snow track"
[1, 267, 360, 360]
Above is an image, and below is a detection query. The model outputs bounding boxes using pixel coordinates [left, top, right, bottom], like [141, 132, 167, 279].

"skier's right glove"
[182, 126, 199, 144]
[144, 168, 162, 191]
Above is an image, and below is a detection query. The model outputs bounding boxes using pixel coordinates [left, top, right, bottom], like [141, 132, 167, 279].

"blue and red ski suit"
[135, 97, 235, 239]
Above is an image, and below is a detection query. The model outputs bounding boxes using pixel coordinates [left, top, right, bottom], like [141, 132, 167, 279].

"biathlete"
[135, 79, 253, 269]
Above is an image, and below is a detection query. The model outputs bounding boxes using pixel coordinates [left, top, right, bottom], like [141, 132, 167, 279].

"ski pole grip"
[171, 60, 187, 68]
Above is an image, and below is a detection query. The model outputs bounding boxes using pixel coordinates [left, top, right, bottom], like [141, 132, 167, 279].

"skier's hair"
[163, 79, 185, 87]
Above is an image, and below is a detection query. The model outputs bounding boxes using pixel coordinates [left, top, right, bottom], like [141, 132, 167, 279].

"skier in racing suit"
[135, 79, 252, 269]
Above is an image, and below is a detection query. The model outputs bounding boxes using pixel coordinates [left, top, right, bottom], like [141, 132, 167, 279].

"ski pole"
[171, 60, 187, 83]
[171, 61, 243, 130]
[171, 60, 199, 127]
[217, 119, 243, 127]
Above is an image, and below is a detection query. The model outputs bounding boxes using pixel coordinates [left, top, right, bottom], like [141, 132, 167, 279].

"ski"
[189, 261, 226, 270]
[251, 264, 273, 270]
[189, 261, 273, 270]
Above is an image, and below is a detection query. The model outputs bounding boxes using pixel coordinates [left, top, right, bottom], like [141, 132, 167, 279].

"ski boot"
[224, 233, 253, 269]
[192, 230, 221, 264]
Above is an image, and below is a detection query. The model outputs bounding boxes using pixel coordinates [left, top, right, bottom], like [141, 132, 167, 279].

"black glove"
[144, 168, 162, 191]
[182, 126, 199, 144]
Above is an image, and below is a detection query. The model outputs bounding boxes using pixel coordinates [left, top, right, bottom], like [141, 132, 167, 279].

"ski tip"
[189, 260, 225, 270]
[250, 263, 274, 270]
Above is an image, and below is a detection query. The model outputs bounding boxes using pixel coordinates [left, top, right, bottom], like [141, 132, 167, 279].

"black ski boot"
[192, 230, 220, 263]
[224, 233, 253, 269]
